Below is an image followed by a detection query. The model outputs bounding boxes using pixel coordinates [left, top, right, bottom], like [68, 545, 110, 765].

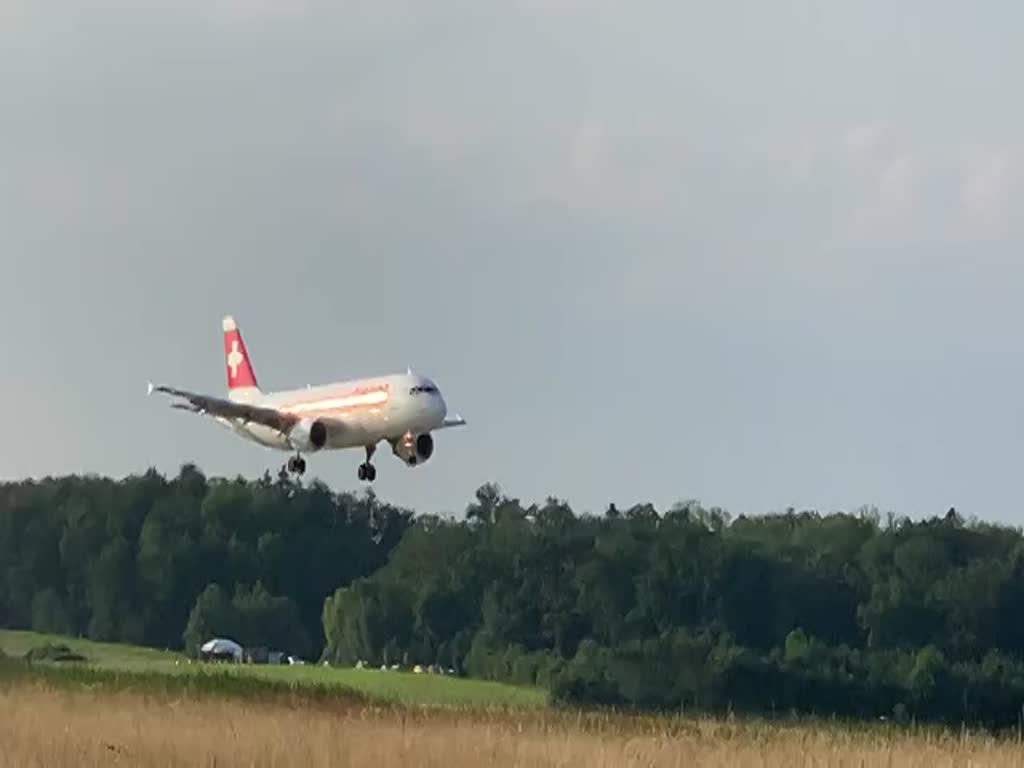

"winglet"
[147, 380, 154, 396]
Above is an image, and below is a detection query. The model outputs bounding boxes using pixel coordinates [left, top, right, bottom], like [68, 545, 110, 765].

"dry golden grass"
[4, 681, 1024, 767]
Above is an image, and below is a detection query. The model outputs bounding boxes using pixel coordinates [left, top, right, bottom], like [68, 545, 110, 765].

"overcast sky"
[2, 1, 1022, 522]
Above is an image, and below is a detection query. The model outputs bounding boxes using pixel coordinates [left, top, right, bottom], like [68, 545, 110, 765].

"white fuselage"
[220, 372, 448, 452]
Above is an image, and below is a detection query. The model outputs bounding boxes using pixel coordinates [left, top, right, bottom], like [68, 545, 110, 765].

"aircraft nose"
[436, 391, 448, 420]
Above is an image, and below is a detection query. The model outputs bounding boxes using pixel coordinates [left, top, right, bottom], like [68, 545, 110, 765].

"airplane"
[147, 315, 466, 482]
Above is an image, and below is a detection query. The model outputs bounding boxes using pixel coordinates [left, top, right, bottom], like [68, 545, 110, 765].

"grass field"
[6, 629, 1024, 766]
[3, 681, 1023, 767]
[0, 629, 547, 710]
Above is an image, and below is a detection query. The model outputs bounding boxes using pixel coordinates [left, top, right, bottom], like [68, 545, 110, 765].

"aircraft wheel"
[358, 463, 376, 482]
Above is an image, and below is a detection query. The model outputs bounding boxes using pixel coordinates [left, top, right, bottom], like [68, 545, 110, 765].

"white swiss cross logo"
[227, 340, 245, 380]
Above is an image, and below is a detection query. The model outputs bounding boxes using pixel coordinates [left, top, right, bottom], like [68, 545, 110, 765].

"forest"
[5, 465, 1024, 726]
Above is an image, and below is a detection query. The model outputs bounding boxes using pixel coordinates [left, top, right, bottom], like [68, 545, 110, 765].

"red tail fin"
[222, 315, 259, 392]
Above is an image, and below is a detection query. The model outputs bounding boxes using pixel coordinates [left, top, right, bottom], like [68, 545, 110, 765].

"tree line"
[5, 465, 1024, 726]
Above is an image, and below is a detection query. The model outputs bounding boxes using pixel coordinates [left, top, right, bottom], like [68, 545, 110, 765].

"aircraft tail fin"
[222, 315, 260, 399]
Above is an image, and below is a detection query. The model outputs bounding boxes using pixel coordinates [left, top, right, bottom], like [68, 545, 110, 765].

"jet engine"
[392, 432, 434, 466]
[288, 418, 328, 452]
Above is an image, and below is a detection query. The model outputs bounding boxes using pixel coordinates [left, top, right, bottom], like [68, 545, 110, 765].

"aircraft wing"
[148, 382, 300, 433]
[438, 415, 467, 429]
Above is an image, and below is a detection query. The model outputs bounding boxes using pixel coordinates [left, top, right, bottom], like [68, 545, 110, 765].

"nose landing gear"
[285, 454, 306, 476]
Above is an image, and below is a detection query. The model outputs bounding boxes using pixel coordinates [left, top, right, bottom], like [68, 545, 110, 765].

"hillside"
[0, 630, 546, 710]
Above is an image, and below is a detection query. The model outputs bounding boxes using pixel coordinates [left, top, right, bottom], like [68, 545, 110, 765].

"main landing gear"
[281, 446, 377, 483]
[357, 445, 376, 482]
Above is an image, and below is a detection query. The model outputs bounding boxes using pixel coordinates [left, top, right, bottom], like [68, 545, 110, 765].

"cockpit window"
[410, 385, 438, 395]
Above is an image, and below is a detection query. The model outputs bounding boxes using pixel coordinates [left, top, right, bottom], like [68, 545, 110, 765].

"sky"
[1, 1, 1023, 523]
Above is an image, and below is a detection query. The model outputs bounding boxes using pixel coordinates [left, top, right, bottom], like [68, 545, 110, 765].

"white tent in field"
[200, 638, 242, 662]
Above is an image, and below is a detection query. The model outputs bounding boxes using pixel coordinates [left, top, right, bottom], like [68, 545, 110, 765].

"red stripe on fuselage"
[277, 384, 391, 417]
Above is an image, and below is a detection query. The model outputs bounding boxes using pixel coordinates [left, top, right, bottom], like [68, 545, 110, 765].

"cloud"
[399, 110, 484, 156]
[878, 152, 916, 214]
[841, 121, 886, 171]
[959, 147, 1018, 227]
[568, 118, 610, 177]
[513, 0, 622, 15]
[527, 117, 685, 216]
[766, 123, 1024, 245]
[785, 140, 818, 185]
[178, 0, 315, 25]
